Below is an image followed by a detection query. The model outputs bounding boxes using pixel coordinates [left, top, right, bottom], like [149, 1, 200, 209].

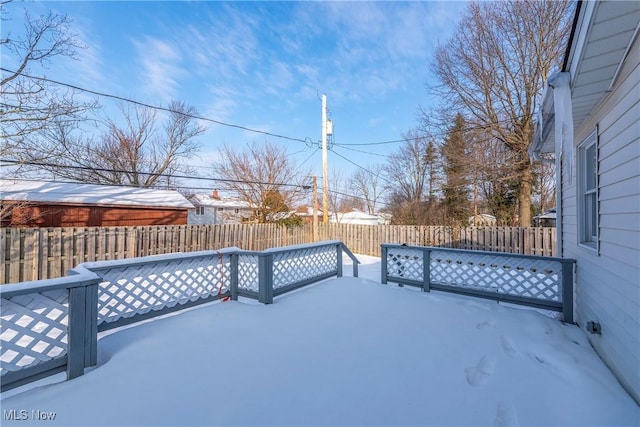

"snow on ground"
[2, 255, 639, 426]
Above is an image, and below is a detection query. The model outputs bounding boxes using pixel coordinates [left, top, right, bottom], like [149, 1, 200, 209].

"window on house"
[234, 208, 239, 214]
[217, 207, 224, 212]
[195, 206, 205, 216]
[578, 131, 598, 249]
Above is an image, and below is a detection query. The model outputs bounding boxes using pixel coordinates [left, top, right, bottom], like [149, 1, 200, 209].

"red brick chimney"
[212, 190, 220, 200]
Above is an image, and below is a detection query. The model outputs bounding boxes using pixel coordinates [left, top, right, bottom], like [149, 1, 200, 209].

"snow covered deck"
[2, 258, 639, 426]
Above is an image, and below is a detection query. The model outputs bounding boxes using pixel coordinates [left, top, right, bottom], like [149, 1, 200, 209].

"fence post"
[258, 254, 273, 304]
[230, 253, 239, 301]
[337, 244, 343, 277]
[561, 260, 575, 324]
[422, 248, 431, 292]
[67, 286, 87, 380]
[85, 282, 98, 367]
[381, 245, 388, 284]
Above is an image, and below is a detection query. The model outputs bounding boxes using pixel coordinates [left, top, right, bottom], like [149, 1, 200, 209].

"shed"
[331, 210, 381, 225]
[0, 179, 193, 227]
[530, 0, 640, 404]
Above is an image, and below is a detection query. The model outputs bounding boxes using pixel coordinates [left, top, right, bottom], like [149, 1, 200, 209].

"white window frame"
[195, 206, 205, 216]
[577, 130, 599, 251]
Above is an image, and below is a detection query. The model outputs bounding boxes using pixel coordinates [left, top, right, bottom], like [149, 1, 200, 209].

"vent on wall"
[586, 321, 602, 335]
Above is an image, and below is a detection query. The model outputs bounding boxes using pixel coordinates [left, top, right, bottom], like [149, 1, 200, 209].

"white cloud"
[132, 37, 189, 103]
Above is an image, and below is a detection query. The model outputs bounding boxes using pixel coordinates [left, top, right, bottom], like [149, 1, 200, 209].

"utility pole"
[312, 175, 319, 241]
[321, 94, 329, 223]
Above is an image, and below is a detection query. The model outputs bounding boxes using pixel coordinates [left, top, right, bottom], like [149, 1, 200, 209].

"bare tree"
[384, 130, 430, 203]
[28, 101, 205, 187]
[350, 164, 386, 215]
[427, 0, 572, 226]
[384, 130, 441, 225]
[1, 0, 97, 159]
[531, 158, 556, 215]
[212, 141, 310, 223]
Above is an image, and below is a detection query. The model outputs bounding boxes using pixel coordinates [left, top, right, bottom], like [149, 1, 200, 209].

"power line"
[332, 117, 532, 147]
[297, 147, 320, 169]
[0, 67, 310, 145]
[335, 145, 389, 157]
[328, 146, 394, 187]
[0, 158, 312, 189]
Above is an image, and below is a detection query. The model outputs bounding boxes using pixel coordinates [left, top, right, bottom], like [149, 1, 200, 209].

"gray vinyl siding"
[563, 37, 639, 402]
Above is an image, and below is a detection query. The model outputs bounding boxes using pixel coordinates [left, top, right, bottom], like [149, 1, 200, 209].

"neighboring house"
[187, 191, 254, 225]
[532, 208, 557, 227]
[295, 206, 332, 223]
[531, 1, 639, 404]
[468, 213, 497, 226]
[0, 179, 193, 227]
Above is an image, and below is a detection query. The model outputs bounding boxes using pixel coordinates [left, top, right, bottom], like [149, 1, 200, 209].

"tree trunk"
[519, 161, 532, 227]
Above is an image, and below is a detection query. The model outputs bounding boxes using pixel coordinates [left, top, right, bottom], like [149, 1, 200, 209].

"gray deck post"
[337, 244, 343, 277]
[85, 283, 98, 367]
[422, 249, 431, 292]
[381, 245, 388, 284]
[561, 260, 575, 323]
[230, 253, 239, 301]
[258, 254, 274, 304]
[67, 286, 87, 380]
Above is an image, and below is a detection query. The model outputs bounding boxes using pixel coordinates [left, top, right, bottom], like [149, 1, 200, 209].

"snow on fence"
[0, 241, 359, 392]
[381, 244, 575, 323]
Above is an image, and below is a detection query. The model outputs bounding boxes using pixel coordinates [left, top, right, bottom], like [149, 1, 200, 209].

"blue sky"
[3, 1, 467, 193]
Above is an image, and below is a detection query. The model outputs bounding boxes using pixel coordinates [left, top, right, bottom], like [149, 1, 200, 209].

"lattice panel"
[238, 254, 259, 292]
[1, 289, 68, 375]
[272, 246, 337, 289]
[98, 256, 232, 325]
[430, 250, 562, 301]
[386, 248, 424, 281]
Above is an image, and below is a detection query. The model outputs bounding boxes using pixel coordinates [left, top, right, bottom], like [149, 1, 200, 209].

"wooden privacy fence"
[318, 224, 556, 259]
[0, 224, 555, 283]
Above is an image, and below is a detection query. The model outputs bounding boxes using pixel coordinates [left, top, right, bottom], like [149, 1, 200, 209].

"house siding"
[2, 202, 188, 227]
[562, 36, 640, 402]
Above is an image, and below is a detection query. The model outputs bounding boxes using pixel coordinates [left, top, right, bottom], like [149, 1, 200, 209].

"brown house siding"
[1, 202, 188, 227]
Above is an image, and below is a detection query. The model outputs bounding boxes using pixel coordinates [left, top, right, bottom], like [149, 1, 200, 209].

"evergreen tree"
[441, 114, 470, 225]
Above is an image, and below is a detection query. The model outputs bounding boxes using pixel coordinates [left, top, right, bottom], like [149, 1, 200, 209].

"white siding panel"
[567, 31, 640, 403]
[600, 175, 640, 199]
[600, 212, 640, 232]
[599, 228, 640, 252]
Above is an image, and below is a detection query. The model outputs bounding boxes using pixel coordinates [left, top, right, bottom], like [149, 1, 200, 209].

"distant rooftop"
[0, 179, 193, 209]
[188, 193, 253, 209]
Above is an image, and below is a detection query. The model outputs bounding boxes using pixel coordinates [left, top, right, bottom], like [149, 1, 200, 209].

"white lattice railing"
[74, 248, 237, 330]
[270, 244, 339, 290]
[1, 272, 101, 392]
[237, 254, 259, 293]
[381, 244, 575, 323]
[235, 241, 358, 302]
[1, 290, 69, 373]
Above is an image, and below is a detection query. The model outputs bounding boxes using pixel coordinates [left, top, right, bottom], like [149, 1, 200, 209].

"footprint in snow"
[500, 335, 517, 358]
[494, 401, 518, 427]
[465, 356, 495, 386]
[477, 320, 496, 330]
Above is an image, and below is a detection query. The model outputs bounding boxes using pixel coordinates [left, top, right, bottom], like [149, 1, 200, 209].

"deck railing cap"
[76, 247, 241, 271]
[381, 243, 575, 264]
[0, 271, 101, 298]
